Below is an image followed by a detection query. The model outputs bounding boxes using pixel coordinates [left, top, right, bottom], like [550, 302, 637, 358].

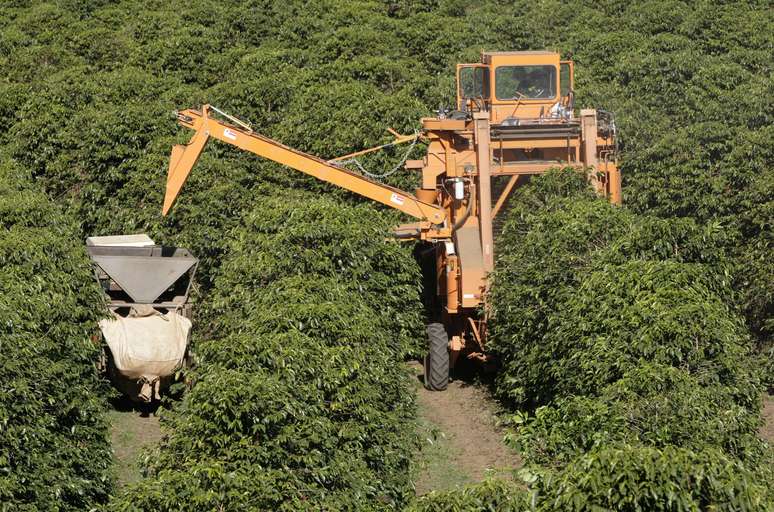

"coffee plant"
[1, 0, 771, 509]
[414, 445, 771, 511]
[528, 444, 772, 511]
[0, 159, 113, 510]
[488, 171, 772, 509]
[111, 194, 422, 510]
[407, 480, 529, 512]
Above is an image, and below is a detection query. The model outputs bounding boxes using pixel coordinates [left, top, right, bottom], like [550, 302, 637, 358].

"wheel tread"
[425, 322, 449, 391]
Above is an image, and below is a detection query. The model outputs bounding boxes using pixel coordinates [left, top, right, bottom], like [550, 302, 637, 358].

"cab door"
[456, 64, 490, 111]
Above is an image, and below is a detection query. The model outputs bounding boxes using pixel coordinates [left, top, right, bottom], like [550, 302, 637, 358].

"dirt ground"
[761, 394, 774, 444]
[409, 362, 522, 495]
[108, 398, 163, 487]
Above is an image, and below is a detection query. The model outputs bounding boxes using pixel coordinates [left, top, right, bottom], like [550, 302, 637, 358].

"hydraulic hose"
[451, 193, 473, 232]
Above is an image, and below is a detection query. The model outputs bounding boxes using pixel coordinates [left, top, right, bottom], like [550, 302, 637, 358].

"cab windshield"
[495, 65, 556, 100]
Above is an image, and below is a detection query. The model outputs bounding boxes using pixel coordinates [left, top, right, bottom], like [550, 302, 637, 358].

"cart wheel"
[424, 322, 449, 391]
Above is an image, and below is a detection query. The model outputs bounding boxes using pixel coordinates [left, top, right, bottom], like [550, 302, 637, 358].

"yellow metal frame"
[560, 59, 574, 94]
[456, 63, 490, 111]
[164, 106, 446, 226]
[162, 51, 622, 377]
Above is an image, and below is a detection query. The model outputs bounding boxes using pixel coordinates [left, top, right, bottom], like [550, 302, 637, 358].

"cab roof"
[481, 50, 557, 57]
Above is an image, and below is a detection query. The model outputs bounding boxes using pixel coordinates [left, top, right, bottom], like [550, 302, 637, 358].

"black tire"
[424, 322, 449, 391]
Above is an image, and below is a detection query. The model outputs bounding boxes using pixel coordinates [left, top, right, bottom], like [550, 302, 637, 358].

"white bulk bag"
[99, 305, 191, 402]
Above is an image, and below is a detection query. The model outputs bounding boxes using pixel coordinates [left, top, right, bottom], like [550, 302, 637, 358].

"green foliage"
[761, 346, 774, 393]
[208, 194, 423, 356]
[527, 444, 772, 511]
[511, 364, 764, 466]
[492, 195, 633, 406]
[414, 446, 773, 511]
[408, 479, 529, 511]
[6, 3, 434, 507]
[492, 171, 747, 407]
[490, 172, 771, 509]
[492, 0, 774, 342]
[2, 0, 771, 508]
[0, 160, 113, 510]
[416, 443, 774, 512]
[112, 194, 421, 510]
[534, 260, 753, 402]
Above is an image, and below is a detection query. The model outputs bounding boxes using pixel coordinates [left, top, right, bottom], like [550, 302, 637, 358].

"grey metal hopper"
[86, 235, 198, 307]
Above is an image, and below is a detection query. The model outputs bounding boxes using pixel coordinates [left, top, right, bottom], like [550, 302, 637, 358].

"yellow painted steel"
[162, 52, 622, 372]
[165, 122, 209, 216]
[163, 106, 446, 225]
[491, 174, 521, 219]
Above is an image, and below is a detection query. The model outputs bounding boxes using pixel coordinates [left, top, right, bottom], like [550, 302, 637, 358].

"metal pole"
[473, 112, 494, 275]
[580, 109, 603, 196]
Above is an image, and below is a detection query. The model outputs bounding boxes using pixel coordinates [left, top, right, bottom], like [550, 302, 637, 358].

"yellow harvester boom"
[163, 105, 446, 226]
[162, 52, 622, 392]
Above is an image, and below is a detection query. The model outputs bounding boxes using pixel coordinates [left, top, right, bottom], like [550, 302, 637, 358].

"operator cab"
[457, 51, 574, 125]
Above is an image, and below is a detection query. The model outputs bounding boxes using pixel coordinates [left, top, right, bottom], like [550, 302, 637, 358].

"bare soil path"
[409, 362, 522, 495]
[108, 398, 163, 487]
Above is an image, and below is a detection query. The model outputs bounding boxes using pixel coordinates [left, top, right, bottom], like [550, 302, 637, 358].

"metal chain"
[336, 132, 419, 179]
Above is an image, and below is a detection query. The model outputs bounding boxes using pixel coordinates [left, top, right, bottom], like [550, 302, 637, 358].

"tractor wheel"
[424, 322, 449, 391]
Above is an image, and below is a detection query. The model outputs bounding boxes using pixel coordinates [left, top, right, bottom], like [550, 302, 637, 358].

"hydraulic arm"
[163, 105, 446, 227]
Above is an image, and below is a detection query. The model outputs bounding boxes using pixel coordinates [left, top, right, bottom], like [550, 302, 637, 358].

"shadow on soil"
[109, 395, 161, 417]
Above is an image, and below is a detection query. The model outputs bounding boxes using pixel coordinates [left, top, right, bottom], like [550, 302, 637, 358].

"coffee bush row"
[485, 171, 772, 509]
[112, 193, 422, 510]
[0, 159, 112, 510]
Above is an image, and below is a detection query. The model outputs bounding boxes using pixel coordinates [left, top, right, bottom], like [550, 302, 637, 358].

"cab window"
[459, 66, 490, 99]
[560, 62, 572, 97]
[495, 65, 556, 100]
